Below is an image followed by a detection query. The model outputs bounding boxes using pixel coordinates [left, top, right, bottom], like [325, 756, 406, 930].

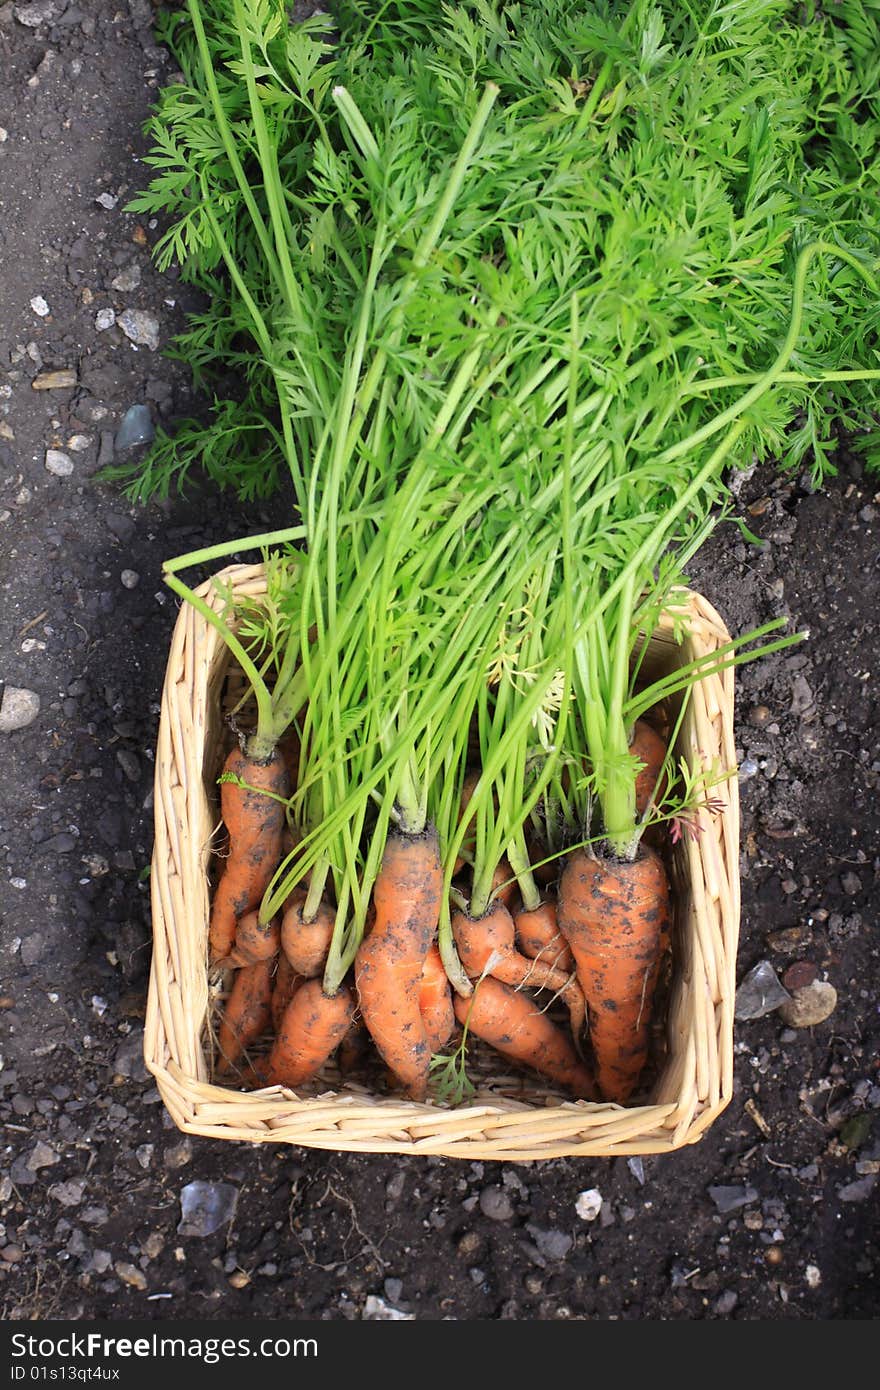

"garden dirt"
[0, 1, 877, 1323]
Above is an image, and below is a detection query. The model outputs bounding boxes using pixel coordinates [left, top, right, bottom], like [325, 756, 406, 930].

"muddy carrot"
[214, 956, 274, 1077]
[227, 910, 281, 967]
[557, 843, 669, 1103]
[419, 943, 455, 1053]
[514, 897, 575, 974]
[630, 718, 669, 816]
[355, 826, 443, 1101]
[263, 977, 355, 1087]
[452, 899, 585, 1046]
[271, 952, 302, 1034]
[208, 745, 289, 965]
[453, 976, 595, 1098]
[281, 894, 335, 978]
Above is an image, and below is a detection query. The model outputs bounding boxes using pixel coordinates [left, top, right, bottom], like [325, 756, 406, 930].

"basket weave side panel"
[145, 570, 740, 1158]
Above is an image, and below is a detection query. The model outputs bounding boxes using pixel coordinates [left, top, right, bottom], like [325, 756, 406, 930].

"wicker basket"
[144, 564, 740, 1159]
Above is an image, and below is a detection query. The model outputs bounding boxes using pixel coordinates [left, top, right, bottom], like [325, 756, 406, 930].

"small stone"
[135, 1144, 154, 1170]
[120, 569, 140, 590]
[88, 1251, 113, 1274]
[714, 1290, 738, 1315]
[29, 294, 50, 316]
[575, 1189, 603, 1221]
[166, 1138, 193, 1168]
[95, 192, 118, 210]
[748, 705, 772, 727]
[48, 1178, 86, 1207]
[777, 979, 838, 1028]
[32, 369, 76, 390]
[0, 1245, 24, 1264]
[0, 686, 40, 732]
[765, 924, 812, 954]
[804, 1264, 821, 1288]
[527, 1227, 573, 1261]
[67, 434, 93, 453]
[26, 1140, 58, 1173]
[362, 1295, 414, 1321]
[110, 263, 142, 292]
[456, 1231, 482, 1259]
[45, 449, 74, 476]
[95, 308, 116, 331]
[837, 1175, 876, 1203]
[178, 1180, 239, 1237]
[708, 1184, 758, 1214]
[841, 871, 862, 896]
[117, 309, 160, 351]
[228, 1270, 250, 1289]
[141, 1232, 164, 1259]
[790, 675, 815, 717]
[14, 1, 64, 26]
[116, 749, 141, 782]
[115, 1261, 147, 1291]
[113, 1027, 147, 1081]
[739, 757, 759, 781]
[115, 403, 154, 449]
[734, 960, 791, 1021]
[479, 1186, 514, 1222]
[782, 961, 818, 992]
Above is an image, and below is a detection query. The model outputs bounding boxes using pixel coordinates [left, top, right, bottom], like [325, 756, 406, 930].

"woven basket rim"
[144, 569, 740, 1158]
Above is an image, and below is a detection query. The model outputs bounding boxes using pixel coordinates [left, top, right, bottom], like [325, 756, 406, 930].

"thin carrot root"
[226, 910, 281, 967]
[453, 976, 595, 1098]
[263, 978, 355, 1087]
[355, 826, 443, 1101]
[281, 895, 335, 978]
[419, 943, 455, 1054]
[557, 843, 669, 1104]
[214, 956, 274, 1077]
[208, 745, 289, 965]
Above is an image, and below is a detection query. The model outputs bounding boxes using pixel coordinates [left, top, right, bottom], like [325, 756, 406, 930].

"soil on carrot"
[0, 3, 877, 1323]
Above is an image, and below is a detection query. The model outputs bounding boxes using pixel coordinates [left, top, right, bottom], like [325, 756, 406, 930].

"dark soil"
[0, 1, 877, 1324]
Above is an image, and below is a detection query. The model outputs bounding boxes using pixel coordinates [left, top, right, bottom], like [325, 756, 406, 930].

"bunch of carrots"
[123, 0, 880, 1107]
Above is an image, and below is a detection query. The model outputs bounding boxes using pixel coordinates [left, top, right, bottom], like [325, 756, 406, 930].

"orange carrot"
[263, 978, 355, 1087]
[557, 844, 669, 1103]
[354, 826, 443, 1100]
[514, 897, 575, 974]
[271, 953, 302, 1034]
[337, 1015, 370, 1075]
[452, 899, 585, 1046]
[489, 857, 519, 909]
[630, 718, 668, 816]
[208, 746, 289, 964]
[419, 943, 455, 1053]
[453, 976, 595, 1098]
[214, 956, 274, 1077]
[226, 910, 281, 967]
[281, 894, 335, 978]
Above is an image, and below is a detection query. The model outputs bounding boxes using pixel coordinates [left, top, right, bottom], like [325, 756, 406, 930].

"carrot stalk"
[208, 745, 289, 965]
[263, 978, 355, 1087]
[354, 826, 443, 1100]
[453, 976, 595, 1098]
[557, 843, 669, 1103]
